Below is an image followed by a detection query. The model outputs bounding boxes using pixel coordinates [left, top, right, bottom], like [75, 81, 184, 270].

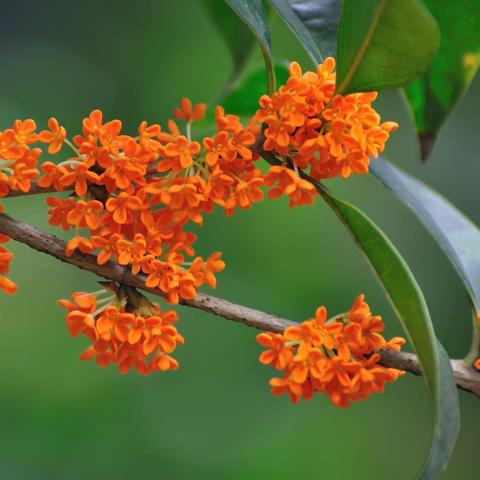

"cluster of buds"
[59, 284, 183, 375]
[257, 295, 405, 407]
[0, 58, 406, 391]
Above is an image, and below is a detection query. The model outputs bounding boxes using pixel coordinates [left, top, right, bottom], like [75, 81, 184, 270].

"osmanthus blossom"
[0, 57, 421, 405]
[257, 295, 406, 407]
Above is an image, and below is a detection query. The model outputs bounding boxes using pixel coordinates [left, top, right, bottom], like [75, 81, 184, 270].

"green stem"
[260, 45, 276, 95]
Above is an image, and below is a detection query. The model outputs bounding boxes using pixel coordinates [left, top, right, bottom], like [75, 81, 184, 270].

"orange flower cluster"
[0, 119, 60, 293]
[256, 58, 398, 190]
[59, 285, 183, 375]
[0, 119, 40, 197]
[0, 59, 401, 388]
[37, 106, 238, 305]
[0, 59, 398, 301]
[257, 295, 405, 407]
[0, 207, 16, 294]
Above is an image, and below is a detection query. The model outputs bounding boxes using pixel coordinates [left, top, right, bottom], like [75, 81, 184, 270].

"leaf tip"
[419, 132, 436, 163]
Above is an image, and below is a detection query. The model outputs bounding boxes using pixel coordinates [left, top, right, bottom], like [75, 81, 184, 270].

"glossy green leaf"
[323, 191, 459, 479]
[268, 0, 340, 63]
[203, 0, 257, 85]
[336, 0, 440, 94]
[224, 0, 276, 94]
[221, 62, 289, 116]
[403, 0, 480, 160]
[371, 157, 480, 312]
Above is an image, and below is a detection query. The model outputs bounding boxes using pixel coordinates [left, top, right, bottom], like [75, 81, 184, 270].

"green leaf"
[370, 157, 480, 312]
[203, 0, 257, 84]
[221, 62, 290, 116]
[323, 191, 459, 479]
[336, 0, 440, 94]
[423, 341, 460, 480]
[403, 0, 480, 161]
[224, 0, 276, 94]
[267, 0, 340, 63]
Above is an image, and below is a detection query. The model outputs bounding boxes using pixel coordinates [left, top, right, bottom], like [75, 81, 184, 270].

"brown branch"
[4, 163, 160, 199]
[1, 212, 479, 398]
[6, 183, 57, 197]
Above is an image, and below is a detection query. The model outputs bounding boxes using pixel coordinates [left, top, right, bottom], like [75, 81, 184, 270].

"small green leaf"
[403, 0, 480, 161]
[203, 0, 257, 84]
[224, 0, 276, 94]
[268, 0, 340, 63]
[336, 0, 440, 94]
[323, 192, 459, 479]
[370, 157, 480, 312]
[221, 62, 290, 116]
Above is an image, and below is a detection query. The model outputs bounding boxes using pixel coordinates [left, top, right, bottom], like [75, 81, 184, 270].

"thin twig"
[1, 212, 479, 398]
[4, 162, 159, 198]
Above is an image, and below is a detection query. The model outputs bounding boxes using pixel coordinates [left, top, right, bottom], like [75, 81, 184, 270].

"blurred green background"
[0, 1, 479, 479]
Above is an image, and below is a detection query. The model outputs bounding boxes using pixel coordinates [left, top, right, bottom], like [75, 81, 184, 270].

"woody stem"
[0, 212, 479, 398]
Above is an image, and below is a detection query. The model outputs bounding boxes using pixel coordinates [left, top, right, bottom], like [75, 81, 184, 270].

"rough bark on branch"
[1, 212, 479, 398]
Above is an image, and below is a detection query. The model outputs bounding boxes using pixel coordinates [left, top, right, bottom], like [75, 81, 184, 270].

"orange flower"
[284, 322, 321, 361]
[103, 155, 147, 191]
[173, 98, 206, 122]
[12, 119, 37, 145]
[91, 233, 121, 265]
[59, 163, 100, 197]
[38, 161, 68, 190]
[163, 136, 201, 170]
[257, 333, 293, 370]
[66, 200, 104, 230]
[116, 234, 147, 265]
[343, 294, 386, 354]
[38, 118, 67, 154]
[202, 251, 225, 287]
[105, 192, 144, 224]
[0, 276, 16, 295]
[82, 109, 122, 138]
[138, 121, 162, 153]
[46, 196, 77, 231]
[144, 257, 197, 304]
[0, 234, 15, 295]
[8, 159, 39, 193]
[65, 236, 94, 256]
[233, 176, 264, 209]
[190, 251, 225, 288]
[0, 129, 22, 160]
[0, 246, 13, 275]
[269, 376, 312, 404]
[264, 165, 317, 207]
[215, 106, 243, 134]
[203, 131, 235, 166]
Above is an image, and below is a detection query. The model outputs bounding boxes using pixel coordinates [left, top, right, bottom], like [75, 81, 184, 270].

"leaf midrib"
[336, 0, 387, 94]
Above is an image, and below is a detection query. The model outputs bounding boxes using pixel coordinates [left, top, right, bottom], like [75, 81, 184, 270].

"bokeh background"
[0, 1, 479, 479]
